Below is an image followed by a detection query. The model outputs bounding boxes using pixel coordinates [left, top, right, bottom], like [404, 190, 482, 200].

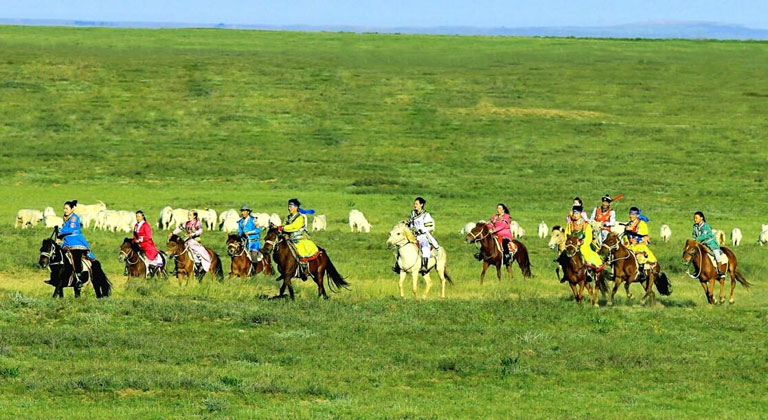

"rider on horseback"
[565, 205, 604, 272]
[281, 198, 318, 261]
[566, 197, 585, 224]
[590, 194, 616, 244]
[56, 200, 96, 285]
[692, 211, 725, 278]
[487, 203, 516, 265]
[407, 197, 439, 275]
[169, 210, 211, 273]
[237, 204, 263, 262]
[133, 210, 163, 268]
[624, 207, 657, 273]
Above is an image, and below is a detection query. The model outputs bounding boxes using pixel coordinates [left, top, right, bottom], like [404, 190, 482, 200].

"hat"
[602, 194, 612, 203]
[240, 204, 251, 212]
[288, 198, 301, 207]
[572, 205, 583, 213]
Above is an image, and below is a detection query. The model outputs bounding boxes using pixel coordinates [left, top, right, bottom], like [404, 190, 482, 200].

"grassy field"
[1, 25, 767, 419]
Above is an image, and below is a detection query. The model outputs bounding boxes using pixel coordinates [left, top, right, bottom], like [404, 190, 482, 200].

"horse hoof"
[607, 301, 613, 306]
[728, 299, 735, 305]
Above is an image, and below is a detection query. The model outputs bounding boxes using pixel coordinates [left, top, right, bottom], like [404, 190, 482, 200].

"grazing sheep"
[460, 222, 476, 235]
[269, 213, 282, 227]
[218, 209, 236, 229]
[170, 208, 190, 229]
[660, 224, 672, 243]
[193, 208, 218, 231]
[93, 210, 122, 232]
[158, 206, 174, 230]
[43, 207, 56, 218]
[253, 212, 271, 228]
[44, 215, 63, 229]
[116, 210, 137, 233]
[538, 221, 548, 239]
[77, 201, 107, 229]
[349, 209, 371, 233]
[730, 228, 742, 247]
[759, 224, 768, 246]
[509, 221, 524, 238]
[15, 209, 43, 229]
[312, 214, 327, 231]
[219, 209, 239, 233]
[712, 229, 726, 246]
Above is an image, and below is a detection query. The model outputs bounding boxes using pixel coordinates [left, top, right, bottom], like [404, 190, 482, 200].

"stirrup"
[392, 264, 401, 274]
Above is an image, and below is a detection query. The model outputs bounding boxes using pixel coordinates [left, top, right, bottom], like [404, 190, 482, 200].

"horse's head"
[465, 222, 489, 244]
[118, 238, 133, 262]
[682, 239, 699, 264]
[38, 238, 58, 269]
[564, 234, 582, 258]
[548, 226, 565, 251]
[166, 234, 184, 256]
[599, 232, 621, 257]
[262, 224, 280, 253]
[226, 234, 243, 257]
[386, 223, 413, 249]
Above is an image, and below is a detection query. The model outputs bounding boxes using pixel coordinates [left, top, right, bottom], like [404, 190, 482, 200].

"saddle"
[64, 252, 92, 287]
[701, 244, 729, 268]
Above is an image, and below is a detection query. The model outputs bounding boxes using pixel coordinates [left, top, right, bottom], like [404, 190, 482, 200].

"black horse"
[38, 238, 111, 298]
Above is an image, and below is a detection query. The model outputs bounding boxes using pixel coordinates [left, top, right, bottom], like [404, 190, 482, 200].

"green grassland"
[1, 26, 767, 419]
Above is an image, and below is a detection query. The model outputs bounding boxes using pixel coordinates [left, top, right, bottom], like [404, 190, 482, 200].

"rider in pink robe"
[172, 217, 211, 272]
[486, 204, 517, 262]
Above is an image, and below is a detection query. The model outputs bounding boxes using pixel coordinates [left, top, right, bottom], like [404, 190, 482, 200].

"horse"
[682, 239, 750, 305]
[548, 226, 566, 252]
[262, 225, 349, 300]
[165, 234, 223, 284]
[387, 223, 453, 298]
[118, 238, 168, 279]
[598, 232, 671, 307]
[553, 234, 602, 306]
[464, 222, 531, 284]
[38, 238, 111, 298]
[225, 234, 273, 278]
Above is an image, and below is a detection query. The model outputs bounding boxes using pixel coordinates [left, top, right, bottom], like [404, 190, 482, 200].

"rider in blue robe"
[58, 212, 96, 260]
[237, 205, 262, 261]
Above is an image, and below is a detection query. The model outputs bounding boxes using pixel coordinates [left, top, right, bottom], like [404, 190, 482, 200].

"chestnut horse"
[682, 239, 750, 305]
[465, 223, 531, 283]
[262, 226, 348, 300]
[166, 234, 223, 284]
[598, 232, 671, 307]
[226, 234, 273, 278]
[118, 238, 168, 279]
[554, 234, 603, 306]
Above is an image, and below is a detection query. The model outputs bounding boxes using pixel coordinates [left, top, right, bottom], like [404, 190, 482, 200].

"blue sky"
[3, 0, 768, 28]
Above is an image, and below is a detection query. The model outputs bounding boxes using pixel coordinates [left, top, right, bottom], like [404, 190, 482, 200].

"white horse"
[386, 223, 452, 299]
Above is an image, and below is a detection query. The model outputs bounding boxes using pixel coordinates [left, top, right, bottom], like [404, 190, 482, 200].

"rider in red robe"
[133, 210, 159, 260]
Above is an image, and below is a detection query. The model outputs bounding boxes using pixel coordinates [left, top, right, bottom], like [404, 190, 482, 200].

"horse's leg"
[287, 278, 295, 301]
[421, 273, 433, 299]
[437, 267, 447, 299]
[609, 276, 621, 306]
[495, 262, 502, 282]
[698, 281, 710, 303]
[480, 262, 489, 284]
[645, 274, 655, 307]
[729, 269, 737, 304]
[585, 282, 596, 307]
[506, 261, 514, 281]
[718, 274, 726, 304]
[411, 269, 419, 298]
[707, 278, 716, 305]
[568, 282, 579, 303]
[398, 270, 407, 298]
[315, 263, 328, 300]
[624, 279, 633, 300]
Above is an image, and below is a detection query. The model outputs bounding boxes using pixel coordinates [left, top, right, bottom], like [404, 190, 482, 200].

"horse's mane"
[169, 234, 183, 243]
[227, 234, 240, 241]
[393, 222, 417, 244]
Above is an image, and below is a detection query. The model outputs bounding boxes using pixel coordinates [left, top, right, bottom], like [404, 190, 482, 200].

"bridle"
[39, 241, 63, 269]
[599, 235, 631, 264]
[118, 244, 141, 266]
[227, 239, 247, 258]
[466, 226, 491, 243]
[683, 243, 702, 279]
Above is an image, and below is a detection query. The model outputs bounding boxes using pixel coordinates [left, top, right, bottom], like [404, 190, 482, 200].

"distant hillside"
[2, 18, 768, 40]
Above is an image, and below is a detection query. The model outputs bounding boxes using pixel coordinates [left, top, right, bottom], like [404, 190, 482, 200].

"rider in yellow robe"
[282, 198, 318, 258]
[565, 206, 604, 269]
[624, 207, 657, 264]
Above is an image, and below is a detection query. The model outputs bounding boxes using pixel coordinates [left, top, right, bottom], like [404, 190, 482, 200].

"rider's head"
[629, 207, 640, 221]
[497, 203, 509, 215]
[414, 197, 426, 211]
[288, 198, 300, 214]
[571, 206, 583, 221]
[694, 211, 705, 224]
[601, 194, 612, 208]
[188, 210, 198, 221]
[573, 197, 583, 207]
[63, 200, 77, 216]
[240, 205, 251, 218]
[135, 210, 145, 222]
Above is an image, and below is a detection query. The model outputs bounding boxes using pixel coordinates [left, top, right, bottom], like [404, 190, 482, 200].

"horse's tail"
[654, 272, 672, 296]
[90, 260, 112, 298]
[514, 240, 532, 278]
[733, 266, 751, 288]
[323, 253, 349, 292]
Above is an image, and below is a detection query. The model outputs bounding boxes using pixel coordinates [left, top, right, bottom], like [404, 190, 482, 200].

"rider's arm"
[694, 223, 714, 242]
[283, 215, 304, 233]
[607, 211, 616, 227]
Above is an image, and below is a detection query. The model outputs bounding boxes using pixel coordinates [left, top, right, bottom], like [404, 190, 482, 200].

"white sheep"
[312, 214, 327, 231]
[538, 221, 548, 238]
[730, 228, 742, 247]
[15, 209, 43, 229]
[349, 209, 371, 233]
[158, 206, 174, 230]
[759, 224, 768, 246]
[660, 224, 672, 243]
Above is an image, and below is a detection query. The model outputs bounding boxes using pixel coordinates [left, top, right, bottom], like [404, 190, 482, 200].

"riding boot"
[123, 265, 129, 276]
[44, 277, 54, 286]
[503, 252, 511, 266]
[392, 262, 401, 274]
[716, 265, 725, 279]
[419, 257, 430, 275]
[473, 252, 483, 261]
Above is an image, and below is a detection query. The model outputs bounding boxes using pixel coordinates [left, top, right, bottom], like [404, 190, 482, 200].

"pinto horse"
[38, 238, 111, 298]
[599, 232, 671, 307]
[166, 235, 223, 284]
[226, 234, 273, 278]
[262, 226, 348, 300]
[682, 239, 750, 305]
[465, 222, 531, 284]
[118, 238, 168, 279]
[554, 234, 605, 306]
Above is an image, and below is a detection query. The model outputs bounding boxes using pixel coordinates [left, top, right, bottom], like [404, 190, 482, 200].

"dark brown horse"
[599, 232, 671, 307]
[38, 238, 111, 298]
[118, 238, 168, 279]
[166, 235, 223, 284]
[554, 234, 602, 306]
[682, 239, 750, 305]
[465, 222, 531, 283]
[226, 234, 273, 278]
[262, 226, 348, 300]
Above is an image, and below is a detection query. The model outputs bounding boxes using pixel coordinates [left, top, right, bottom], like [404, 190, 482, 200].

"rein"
[119, 247, 141, 266]
[684, 244, 703, 279]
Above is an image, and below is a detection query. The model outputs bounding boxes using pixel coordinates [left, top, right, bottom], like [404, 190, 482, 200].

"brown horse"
[262, 226, 348, 300]
[166, 234, 223, 284]
[118, 238, 168, 279]
[465, 222, 531, 283]
[598, 232, 671, 307]
[226, 234, 273, 278]
[682, 239, 750, 305]
[554, 234, 603, 306]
